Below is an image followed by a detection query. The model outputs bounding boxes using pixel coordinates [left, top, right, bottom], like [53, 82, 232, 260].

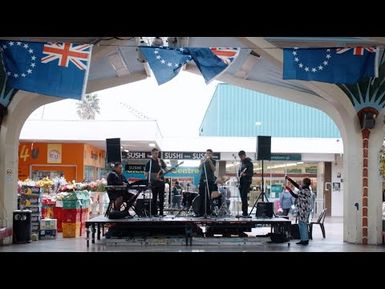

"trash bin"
[13, 210, 32, 243]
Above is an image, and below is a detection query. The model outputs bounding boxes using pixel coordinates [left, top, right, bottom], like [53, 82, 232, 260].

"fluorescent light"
[108, 51, 130, 77]
[149, 143, 156, 147]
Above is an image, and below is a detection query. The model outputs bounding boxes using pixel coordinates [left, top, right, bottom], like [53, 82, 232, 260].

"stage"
[85, 215, 291, 247]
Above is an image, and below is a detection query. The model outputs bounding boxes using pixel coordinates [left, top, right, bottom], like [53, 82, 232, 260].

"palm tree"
[76, 94, 100, 120]
[338, 51, 385, 111]
[0, 57, 17, 127]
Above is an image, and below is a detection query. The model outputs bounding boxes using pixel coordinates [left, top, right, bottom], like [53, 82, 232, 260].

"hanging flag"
[139, 46, 193, 85]
[186, 47, 240, 83]
[0, 40, 92, 99]
[139, 46, 240, 85]
[283, 47, 378, 84]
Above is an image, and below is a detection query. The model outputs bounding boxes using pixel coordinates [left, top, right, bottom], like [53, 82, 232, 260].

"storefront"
[18, 142, 106, 182]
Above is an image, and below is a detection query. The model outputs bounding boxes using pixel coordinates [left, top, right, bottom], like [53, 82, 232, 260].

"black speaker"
[257, 136, 271, 160]
[256, 202, 274, 218]
[13, 210, 32, 243]
[106, 138, 121, 163]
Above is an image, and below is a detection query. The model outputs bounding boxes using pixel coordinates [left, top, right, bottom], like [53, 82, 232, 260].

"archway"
[1, 37, 385, 244]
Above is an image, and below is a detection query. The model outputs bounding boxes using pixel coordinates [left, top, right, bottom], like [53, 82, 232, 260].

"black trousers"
[239, 182, 251, 216]
[198, 181, 215, 216]
[151, 183, 165, 216]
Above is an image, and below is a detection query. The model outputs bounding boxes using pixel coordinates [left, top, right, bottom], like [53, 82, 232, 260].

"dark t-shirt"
[106, 171, 128, 200]
[239, 157, 253, 184]
[145, 158, 167, 187]
[107, 171, 127, 185]
[199, 158, 216, 183]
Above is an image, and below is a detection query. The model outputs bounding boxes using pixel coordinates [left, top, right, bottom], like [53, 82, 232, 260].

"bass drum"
[192, 195, 201, 215]
[191, 194, 212, 216]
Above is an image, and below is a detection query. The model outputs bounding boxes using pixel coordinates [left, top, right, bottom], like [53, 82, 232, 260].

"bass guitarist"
[144, 148, 167, 217]
[238, 150, 254, 217]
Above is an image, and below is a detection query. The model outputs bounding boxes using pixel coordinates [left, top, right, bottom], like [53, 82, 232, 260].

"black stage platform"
[85, 215, 291, 247]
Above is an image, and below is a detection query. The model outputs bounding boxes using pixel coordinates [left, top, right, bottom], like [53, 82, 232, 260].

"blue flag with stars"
[283, 47, 378, 84]
[0, 40, 92, 99]
[139, 46, 240, 85]
[139, 46, 192, 85]
[186, 47, 238, 83]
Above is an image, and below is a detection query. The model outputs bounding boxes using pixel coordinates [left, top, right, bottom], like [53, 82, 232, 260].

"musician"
[238, 150, 254, 217]
[107, 162, 128, 210]
[144, 148, 167, 217]
[197, 149, 216, 217]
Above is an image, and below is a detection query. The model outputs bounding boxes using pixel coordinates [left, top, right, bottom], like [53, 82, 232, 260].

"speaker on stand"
[249, 136, 272, 216]
[106, 138, 121, 164]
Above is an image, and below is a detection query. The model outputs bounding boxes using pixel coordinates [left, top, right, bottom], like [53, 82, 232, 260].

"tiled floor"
[0, 216, 384, 252]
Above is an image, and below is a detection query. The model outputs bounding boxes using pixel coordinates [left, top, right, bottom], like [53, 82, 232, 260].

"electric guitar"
[237, 168, 247, 183]
[150, 161, 184, 183]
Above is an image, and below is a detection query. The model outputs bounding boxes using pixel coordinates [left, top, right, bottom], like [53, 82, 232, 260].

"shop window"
[31, 170, 63, 181]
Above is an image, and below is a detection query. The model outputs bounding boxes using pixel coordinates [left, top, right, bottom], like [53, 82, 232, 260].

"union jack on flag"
[0, 40, 93, 99]
[210, 47, 240, 65]
[336, 47, 376, 56]
[42, 43, 92, 70]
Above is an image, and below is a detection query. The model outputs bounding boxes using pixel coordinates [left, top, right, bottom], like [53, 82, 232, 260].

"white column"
[316, 161, 324, 216]
[0, 92, 58, 244]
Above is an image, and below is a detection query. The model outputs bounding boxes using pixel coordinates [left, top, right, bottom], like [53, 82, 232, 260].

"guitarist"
[144, 148, 167, 217]
[238, 150, 254, 217]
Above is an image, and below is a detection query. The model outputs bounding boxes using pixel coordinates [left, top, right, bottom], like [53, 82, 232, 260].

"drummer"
[211, 176, 229, 211]
[217, 176, 231, 210]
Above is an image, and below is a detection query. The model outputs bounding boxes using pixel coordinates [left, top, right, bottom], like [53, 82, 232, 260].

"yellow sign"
[19, 144, 30, 162]
[47, 144, 62, 163]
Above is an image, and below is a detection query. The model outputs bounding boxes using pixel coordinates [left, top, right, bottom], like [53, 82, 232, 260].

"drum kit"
[174, 189, 231, 217]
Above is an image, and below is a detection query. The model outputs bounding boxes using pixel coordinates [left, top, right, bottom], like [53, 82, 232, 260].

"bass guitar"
[150, 161, 184, 183]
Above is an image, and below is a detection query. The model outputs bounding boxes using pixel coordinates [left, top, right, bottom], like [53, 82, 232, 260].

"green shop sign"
[270, 153, 301, 161]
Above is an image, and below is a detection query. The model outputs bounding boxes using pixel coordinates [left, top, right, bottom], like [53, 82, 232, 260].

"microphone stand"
[147, 157, 152, 218]
[202, 157, 210, 219]
[233, 154, 241, 218]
